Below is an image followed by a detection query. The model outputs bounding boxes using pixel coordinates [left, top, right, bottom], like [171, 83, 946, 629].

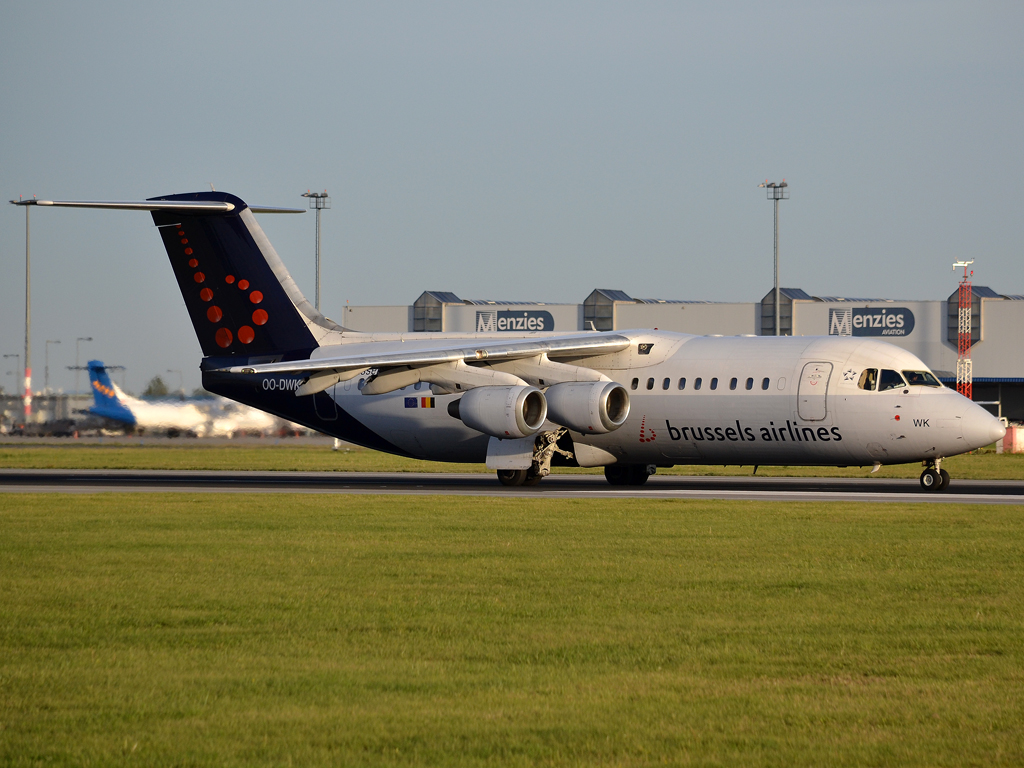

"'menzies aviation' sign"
[829, 307, 915, 337]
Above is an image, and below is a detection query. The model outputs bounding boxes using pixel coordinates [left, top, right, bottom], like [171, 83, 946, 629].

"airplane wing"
[219, 332, 633, 395]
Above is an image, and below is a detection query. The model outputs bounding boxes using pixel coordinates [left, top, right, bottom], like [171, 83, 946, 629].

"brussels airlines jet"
[21, 192, 1004, 491]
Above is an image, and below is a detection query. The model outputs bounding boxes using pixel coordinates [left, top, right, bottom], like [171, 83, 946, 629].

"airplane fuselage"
[205, 331, 999, 468]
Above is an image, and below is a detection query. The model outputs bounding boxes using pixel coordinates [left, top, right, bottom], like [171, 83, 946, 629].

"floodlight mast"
[952, 259, 975, 399]
[8, 197, 34, 417]
[758, 180, 789, 336]
[301, 190, 331, 312]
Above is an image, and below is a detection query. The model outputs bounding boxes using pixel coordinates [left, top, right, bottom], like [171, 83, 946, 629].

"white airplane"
[87, 360, 208, 435]
[88, 360, 279, 437]
[26, 193, 1004, 491]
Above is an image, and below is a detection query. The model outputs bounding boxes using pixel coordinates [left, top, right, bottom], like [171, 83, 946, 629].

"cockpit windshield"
[902, 370, 942, 387]
[858, 369, 878, 391]
[878, 369, 906, 392]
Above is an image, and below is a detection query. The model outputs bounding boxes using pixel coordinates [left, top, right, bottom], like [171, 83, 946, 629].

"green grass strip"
[2, 494, 1023, 766]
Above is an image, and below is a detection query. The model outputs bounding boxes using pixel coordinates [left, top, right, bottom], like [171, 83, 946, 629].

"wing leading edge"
[220, 333, 633, 396]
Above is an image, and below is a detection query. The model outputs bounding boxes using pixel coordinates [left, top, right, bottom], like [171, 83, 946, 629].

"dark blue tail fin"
[87, 360, 136, 425]
[149, 192, 337, 358]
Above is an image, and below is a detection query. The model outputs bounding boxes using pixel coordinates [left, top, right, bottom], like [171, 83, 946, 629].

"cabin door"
[797, 362, 833, 421]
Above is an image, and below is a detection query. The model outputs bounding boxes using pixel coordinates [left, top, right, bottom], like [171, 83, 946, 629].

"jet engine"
[447, 385, 547, 439]
[544, 380, 630, 434]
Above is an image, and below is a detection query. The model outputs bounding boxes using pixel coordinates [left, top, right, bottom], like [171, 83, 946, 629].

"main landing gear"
[604, 464, 657, 486]
[495, 429, 574, 487]
[919, 458, 950, 492]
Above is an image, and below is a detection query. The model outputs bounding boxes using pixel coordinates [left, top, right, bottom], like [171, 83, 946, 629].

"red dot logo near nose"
[238, 279, 250, 290]
[200, 288, 213, 302]
[249, 291, 263, 304]
[252, 309, 268, 326]
[238, 326, 255, 345]
[207, 306, 223, 323]
[215, 328, 233, 348]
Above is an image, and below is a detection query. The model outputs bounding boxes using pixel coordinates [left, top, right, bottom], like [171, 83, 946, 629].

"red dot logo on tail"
[215, 328, 233, 348]
[238, 326, 255, 345]
[252, 309, 268, 326]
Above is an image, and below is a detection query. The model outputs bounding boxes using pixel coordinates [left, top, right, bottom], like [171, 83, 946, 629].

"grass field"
[2, 493, 1023, 766]
[1, 442, 1022, 479]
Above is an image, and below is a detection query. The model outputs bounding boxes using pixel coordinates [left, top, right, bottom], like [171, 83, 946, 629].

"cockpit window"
[878, 369, 906, 392]
[902, 370, 942, 387]
[858, 368, 878, 391]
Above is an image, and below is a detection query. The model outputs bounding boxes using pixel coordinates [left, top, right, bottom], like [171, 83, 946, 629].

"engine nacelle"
[544, 381, 630, 434]
[448, 385, 548, 439]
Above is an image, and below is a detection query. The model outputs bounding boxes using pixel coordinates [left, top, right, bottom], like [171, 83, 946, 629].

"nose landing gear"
[920, 459, 950, 492]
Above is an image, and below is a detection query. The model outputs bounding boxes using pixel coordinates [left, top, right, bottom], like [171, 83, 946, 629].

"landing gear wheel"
[628, 465, 652, 486]
[920, 468, 941, 492]
[605, 465, 653, 486]
[497, 469, 528, 487]
[604, 465, 629, 486]
[938, 469, 950, 491]
[522, 468, 544, 486]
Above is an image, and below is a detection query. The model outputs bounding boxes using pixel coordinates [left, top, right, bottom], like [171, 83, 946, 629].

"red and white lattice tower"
[953, 260, 974, 399]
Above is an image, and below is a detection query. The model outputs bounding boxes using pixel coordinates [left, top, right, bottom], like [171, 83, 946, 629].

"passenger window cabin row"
[629, 367, 942, 393]
[630, 376, 772, 392]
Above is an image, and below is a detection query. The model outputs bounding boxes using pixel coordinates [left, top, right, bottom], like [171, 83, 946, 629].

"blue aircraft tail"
[87, 360, 136, 425]
[148, 192, 338, 359]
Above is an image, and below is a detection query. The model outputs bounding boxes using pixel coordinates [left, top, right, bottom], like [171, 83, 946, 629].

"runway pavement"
[2, 469, 1023, 504]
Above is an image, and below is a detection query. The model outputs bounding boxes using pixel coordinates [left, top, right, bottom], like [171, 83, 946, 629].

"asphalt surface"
[2, 469, 1023, 504]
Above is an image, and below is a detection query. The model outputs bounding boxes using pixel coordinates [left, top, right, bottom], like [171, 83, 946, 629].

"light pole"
[758, 179, 789, 336]
[301, 190, 331, 312]
[75, 337, 93, 394]
[3, 354, 20, 396]
[8, 198, 33, 415]
[45, 340, 61, 393]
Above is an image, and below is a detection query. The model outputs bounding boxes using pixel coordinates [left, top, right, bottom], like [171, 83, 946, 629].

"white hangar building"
[339, 286, 1024, 422]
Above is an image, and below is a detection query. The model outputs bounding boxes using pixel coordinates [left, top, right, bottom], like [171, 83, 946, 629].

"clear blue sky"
[2, 2, 1021, 394]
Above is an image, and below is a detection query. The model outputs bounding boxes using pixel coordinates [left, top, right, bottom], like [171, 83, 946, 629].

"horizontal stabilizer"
[14, 199, 237, 212]
[11, 199, 304, 214]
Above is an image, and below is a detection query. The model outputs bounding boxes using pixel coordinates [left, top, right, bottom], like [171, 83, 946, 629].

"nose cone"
[961, 403, 1006, 450]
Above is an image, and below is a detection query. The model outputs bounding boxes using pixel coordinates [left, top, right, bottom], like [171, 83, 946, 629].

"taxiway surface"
[2, 469, 1023, 504]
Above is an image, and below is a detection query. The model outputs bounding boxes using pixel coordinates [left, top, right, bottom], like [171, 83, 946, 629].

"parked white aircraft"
[27, 193, 1004, 491]
[88, 360, 280, 437]
[87, 360, 207, 435]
